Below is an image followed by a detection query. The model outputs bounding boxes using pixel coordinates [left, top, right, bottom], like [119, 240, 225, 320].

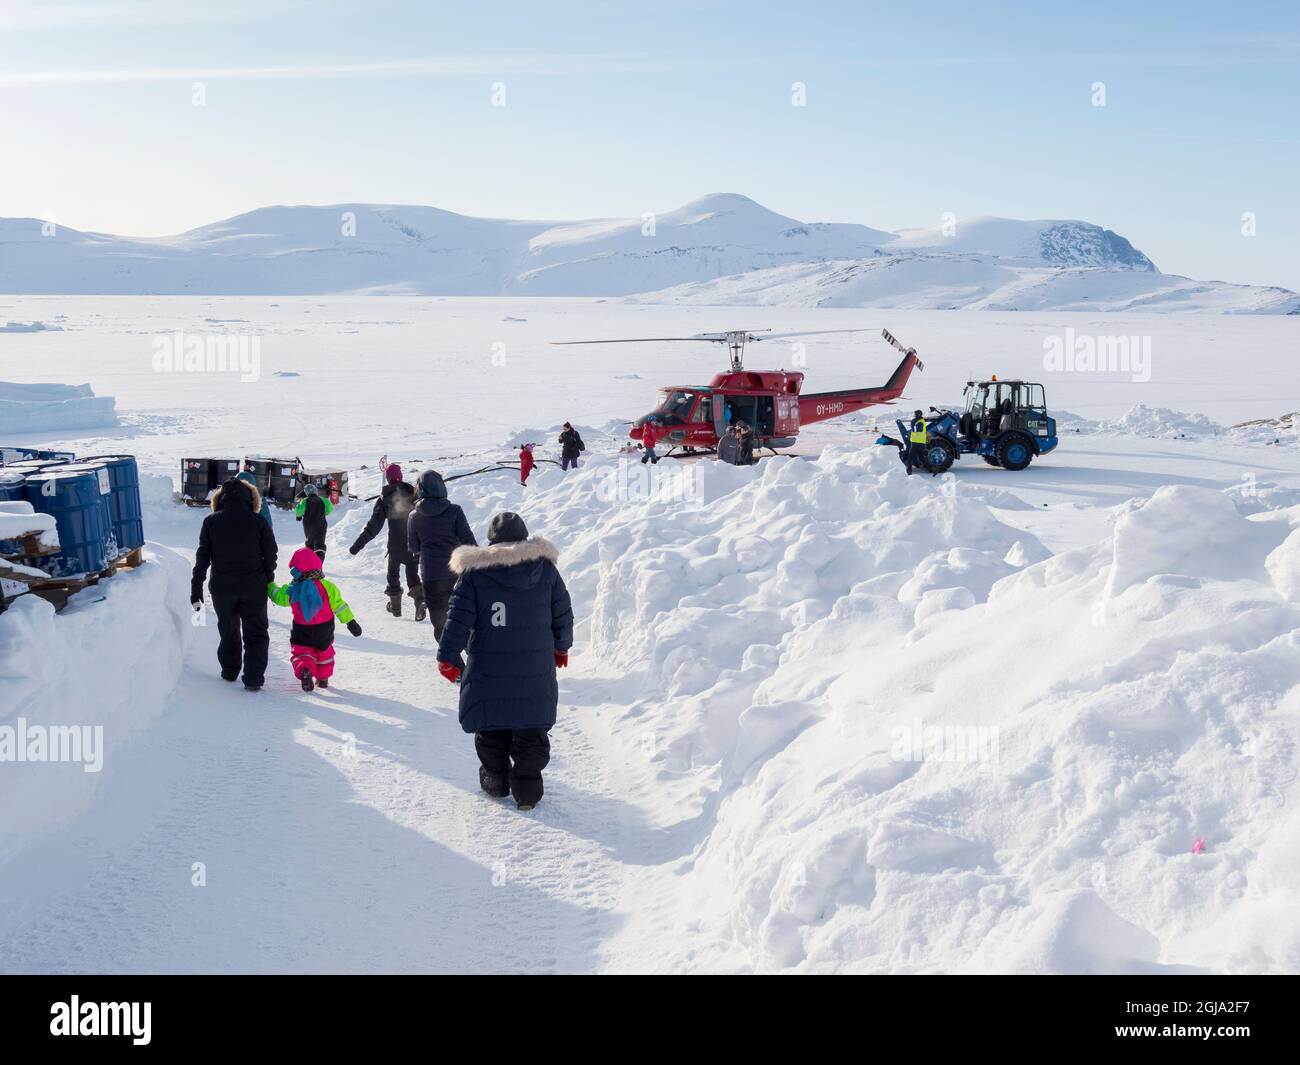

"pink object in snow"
[1192, 837, 1206, 854]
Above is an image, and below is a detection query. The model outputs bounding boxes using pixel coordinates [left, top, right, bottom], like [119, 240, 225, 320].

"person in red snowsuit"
[640, 418, 661, 464]
[519, 442, 535, 485]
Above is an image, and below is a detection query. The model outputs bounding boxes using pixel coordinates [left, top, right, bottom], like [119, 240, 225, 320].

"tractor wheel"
[923, 439, 957, 475]
[982, 455, 1002, 467]
[996, 433, 1034, 471]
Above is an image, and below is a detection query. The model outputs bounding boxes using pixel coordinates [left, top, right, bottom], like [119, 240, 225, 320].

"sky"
[2, 0, 1299, 290]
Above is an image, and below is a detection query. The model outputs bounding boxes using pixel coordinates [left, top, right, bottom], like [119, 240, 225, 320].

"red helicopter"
[551, 328, 923, 454]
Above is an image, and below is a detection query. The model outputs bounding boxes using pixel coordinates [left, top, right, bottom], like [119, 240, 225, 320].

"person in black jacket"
[436, 512, 573, 810]
[294, 483, 332, 560]
[349, 463, 424, 620]
[191, 477, 278, 691]
[735, 421, 758, 465]
[558, 422, 584, 471]
[408, 469, 477, 639]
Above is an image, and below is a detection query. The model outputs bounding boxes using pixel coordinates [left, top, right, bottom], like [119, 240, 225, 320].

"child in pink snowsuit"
[268, 546, 362, 691]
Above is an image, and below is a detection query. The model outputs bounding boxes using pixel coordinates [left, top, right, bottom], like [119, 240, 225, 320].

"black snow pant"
[905, 441, 925, 474]
[305, 537, 327, 561]
[475, 729, 551, 806]
[211, 585, 270, 686]
[422, 577, 457, 640]
[386, 551, 421, 597]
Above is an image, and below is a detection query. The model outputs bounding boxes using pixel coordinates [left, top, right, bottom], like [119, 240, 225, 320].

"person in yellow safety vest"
[905, 409, 928, 475]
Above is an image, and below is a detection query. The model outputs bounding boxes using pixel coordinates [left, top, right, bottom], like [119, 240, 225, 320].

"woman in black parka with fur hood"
[436, 511, 573, 810]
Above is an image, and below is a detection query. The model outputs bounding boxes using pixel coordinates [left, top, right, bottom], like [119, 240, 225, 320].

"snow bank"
[0, 381, 119, 433]
[680, 483, 1300, 972]
[1055, 403, 1300, 453]
[0, 544, 192, 856]
[1056, 404, 1220, 439]
[0, 321, 63, 333]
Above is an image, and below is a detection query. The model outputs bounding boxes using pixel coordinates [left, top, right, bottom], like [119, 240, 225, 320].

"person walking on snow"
[558, 422, 584, 471]
[268, 547, 362, 691]
[295, 483, 332, 560]
[236, 469, 274, 530]
[519, 442, 535, 486]
[640, 416, 661, 464]
[408, 469, 477, 640]
[436, 512, 574, 811]
[349, 462, 424, 621]
[190, 477, 278, 691]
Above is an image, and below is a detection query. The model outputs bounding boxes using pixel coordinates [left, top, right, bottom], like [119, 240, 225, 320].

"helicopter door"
[712, 394, 728, 438]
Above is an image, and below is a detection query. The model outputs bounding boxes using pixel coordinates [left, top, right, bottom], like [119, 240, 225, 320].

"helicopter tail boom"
[797, 349, 921, 425]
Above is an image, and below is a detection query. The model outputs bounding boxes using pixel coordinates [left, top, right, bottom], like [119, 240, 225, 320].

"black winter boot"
[298, 667, 315, 692]
[385, 592, 402, 618]
[479, 766, 509, 799]
[412, 587, 427, 623]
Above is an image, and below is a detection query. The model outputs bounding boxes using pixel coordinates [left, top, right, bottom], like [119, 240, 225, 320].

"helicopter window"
[657, 391, 697, 424]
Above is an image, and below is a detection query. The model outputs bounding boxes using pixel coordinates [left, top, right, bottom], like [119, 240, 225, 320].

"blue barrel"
[79, 454, 144, 553]
[23, 469, 111, 577]
[43, 462, 121, 561]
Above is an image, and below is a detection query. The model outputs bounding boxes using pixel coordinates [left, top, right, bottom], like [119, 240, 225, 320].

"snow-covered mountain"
[2, 193, 1295, 312]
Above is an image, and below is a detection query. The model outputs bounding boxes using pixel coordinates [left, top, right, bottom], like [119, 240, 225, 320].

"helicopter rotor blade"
[549, 336, 725, 346]
[880, 328, 914, 353]
[551, 331, 774, 348]
[748, 327, 876, 342]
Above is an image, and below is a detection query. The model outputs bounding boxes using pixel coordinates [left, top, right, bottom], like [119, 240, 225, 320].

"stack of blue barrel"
[0, 449, 145, 580]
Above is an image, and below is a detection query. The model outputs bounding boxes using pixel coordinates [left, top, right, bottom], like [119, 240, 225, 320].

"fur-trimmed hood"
[449, 536, 558, 575]
[211, 478, 262, 514]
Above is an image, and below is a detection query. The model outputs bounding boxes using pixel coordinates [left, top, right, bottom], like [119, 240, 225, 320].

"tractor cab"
[955, 377, 1057, 469]
[962, 379, 1049, 440]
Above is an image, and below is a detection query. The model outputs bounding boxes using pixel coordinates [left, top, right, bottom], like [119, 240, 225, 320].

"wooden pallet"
[107, 546, 145, 573]
[1, 547, 145, 611]
[0, 564, 100, 612]
[0, 530, 61, 560]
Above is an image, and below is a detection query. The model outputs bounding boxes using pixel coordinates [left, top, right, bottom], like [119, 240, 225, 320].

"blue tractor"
[877, 378, 1058, 473]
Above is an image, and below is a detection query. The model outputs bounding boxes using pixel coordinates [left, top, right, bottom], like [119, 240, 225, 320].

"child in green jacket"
[269, 546, 362, 691]
[295, 483, 334, 559]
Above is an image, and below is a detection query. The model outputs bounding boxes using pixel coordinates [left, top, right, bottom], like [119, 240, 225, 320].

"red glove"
[554, 651, 568, 669]
[437, 660, 461, 684]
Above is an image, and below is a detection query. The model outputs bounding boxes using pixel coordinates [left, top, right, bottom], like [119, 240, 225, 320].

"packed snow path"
[0, 566, 648, 974]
